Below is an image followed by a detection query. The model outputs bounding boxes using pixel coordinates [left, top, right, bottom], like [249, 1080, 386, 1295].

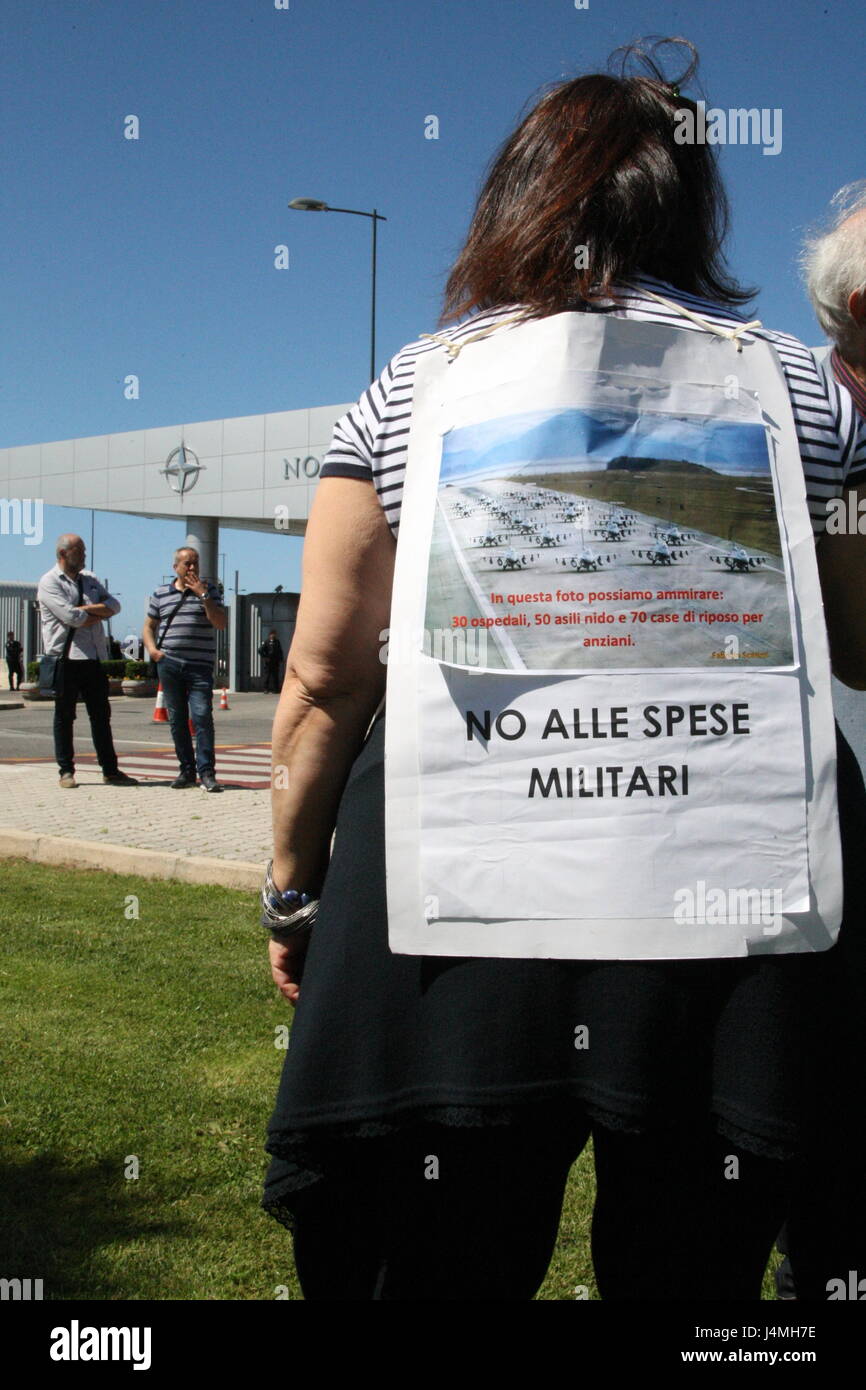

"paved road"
[0, 691, 280, 762]
[0, 692, 284, 883]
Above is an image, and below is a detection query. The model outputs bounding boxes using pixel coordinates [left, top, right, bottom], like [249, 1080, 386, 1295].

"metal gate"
[231, 592, 300, 691]
[0, 582, 38, 683]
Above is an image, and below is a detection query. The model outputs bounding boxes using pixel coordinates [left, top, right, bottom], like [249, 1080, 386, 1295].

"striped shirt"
[320, 275, 866, 539]
[146, 582, 223, 663]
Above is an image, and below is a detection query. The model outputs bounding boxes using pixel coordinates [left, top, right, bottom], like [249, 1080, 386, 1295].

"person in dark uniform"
[5, 631, 23, 690]
[259, 630, 284, 693]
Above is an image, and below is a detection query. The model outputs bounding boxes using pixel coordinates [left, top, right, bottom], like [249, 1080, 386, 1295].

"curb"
[0, 828, 262, 890]
[0, 700, 25, 711]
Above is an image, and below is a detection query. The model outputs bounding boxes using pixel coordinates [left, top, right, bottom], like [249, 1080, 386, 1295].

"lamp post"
[288, 198, 386, 383]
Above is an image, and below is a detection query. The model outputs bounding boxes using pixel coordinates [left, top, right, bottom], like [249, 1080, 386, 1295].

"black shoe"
[200, 772, 224, 793]
[171, 772, 197, 789]
[103, 771, 139, 786]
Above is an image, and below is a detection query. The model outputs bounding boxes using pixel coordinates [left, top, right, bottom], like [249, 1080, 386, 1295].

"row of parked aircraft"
[447, 483, 770, 575]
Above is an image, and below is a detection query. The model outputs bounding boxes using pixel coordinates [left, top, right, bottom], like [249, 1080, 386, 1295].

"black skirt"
[263, 713, 866, 1220]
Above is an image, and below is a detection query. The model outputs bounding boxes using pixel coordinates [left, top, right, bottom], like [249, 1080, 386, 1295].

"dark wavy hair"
[441, 38, 754, 323]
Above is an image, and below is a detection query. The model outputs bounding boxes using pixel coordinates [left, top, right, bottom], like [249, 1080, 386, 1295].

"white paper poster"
[385, 313, 841, 959]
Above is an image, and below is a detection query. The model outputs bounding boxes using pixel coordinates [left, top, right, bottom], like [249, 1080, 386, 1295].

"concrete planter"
[121, 679, 158, 698]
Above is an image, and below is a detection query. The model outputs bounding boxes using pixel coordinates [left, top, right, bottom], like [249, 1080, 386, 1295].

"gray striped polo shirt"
[147, 582, 223, 663]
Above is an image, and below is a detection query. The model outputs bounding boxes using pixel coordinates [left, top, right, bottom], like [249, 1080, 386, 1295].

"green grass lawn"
[0, 859, 777, 1300]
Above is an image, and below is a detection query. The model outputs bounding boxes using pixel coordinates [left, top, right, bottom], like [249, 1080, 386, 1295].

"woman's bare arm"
[267, 478, 395, 999]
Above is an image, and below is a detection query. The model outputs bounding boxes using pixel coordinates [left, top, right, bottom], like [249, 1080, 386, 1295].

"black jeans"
[7, 660, 23, 690]
[263, 661, 281, 693]
[53, 659, 118, 776]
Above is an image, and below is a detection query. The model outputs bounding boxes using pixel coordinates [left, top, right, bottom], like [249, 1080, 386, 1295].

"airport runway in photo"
[424, 476, 793, 671]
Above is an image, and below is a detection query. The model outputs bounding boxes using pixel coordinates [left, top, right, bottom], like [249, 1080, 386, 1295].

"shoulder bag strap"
[60, 573, 85, 659]
[157, 587, 191, 648]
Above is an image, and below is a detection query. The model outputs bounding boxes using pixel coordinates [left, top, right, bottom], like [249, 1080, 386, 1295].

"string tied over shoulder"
[421, 293, 761, 357]
[635, 285, 762, 352]
[419, 312, 530, 359]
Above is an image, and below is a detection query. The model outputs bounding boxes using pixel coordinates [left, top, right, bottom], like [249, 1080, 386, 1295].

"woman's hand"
[268, 933, 310, 1006]
[266, 478, 395, 1006]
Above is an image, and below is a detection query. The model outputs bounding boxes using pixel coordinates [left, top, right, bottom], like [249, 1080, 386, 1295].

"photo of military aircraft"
[425, 371, 792, 669]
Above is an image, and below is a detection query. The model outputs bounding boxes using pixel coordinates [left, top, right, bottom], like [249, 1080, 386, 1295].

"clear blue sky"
[2, 0, 864, 618]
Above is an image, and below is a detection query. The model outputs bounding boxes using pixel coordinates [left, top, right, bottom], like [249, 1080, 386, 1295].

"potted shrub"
[101, 658, 127, 696]
[121, 658, 157, 697]
[19, 659, 45, 701]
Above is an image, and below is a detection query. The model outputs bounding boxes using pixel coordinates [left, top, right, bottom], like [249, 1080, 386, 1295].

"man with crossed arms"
[37, 533, 137, 789]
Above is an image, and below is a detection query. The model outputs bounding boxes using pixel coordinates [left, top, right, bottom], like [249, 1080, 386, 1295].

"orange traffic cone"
[219, 687, 230, 710]
[152, 684, 169, 723]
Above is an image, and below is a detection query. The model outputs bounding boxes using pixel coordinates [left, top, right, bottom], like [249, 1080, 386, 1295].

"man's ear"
[847, 285, 866, 327]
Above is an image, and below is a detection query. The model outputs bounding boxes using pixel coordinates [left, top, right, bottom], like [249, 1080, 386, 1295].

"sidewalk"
[0, 761, 271, 890]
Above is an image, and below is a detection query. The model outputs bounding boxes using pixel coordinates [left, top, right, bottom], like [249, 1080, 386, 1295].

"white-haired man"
[777, 186, 866, 1302]
[37, 534, 138, 788]
[802, 182, 866, 700]
[803, 184, 866, 759]
[804, 180, 866, 418]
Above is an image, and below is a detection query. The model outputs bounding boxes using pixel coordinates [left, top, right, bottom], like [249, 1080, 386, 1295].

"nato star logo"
[161, 445, 204, 495]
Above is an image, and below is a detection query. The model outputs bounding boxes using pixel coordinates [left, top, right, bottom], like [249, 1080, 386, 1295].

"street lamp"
[288, 198, 386, 383]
